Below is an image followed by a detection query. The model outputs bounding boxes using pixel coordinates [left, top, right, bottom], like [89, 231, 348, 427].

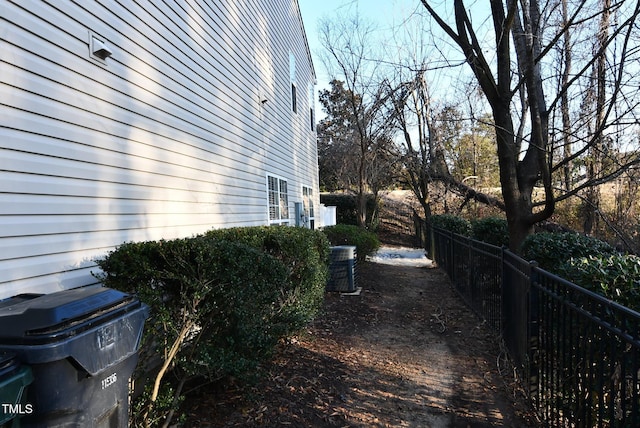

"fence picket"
[417, 218, 640, 427]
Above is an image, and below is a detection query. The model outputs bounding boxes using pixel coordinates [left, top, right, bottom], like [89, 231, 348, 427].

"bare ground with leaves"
[185, 259, 537, 427]
[184, 192, 537, 427]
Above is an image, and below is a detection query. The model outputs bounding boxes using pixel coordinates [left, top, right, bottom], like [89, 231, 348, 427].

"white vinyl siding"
[0, 0, 320, 299]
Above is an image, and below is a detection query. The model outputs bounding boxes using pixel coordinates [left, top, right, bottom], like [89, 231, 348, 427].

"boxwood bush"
[203, 226, 330, 331]
[94, 227, 330, 427]
[322, 224, 380, 262]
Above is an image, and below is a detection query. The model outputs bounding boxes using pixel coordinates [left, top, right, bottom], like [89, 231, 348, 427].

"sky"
[298, 0, 425, 93]
[297, 1, 494, 113]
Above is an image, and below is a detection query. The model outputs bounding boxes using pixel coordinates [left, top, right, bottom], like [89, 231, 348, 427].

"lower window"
[268, 175, 289, 225]
[302, 185, 315, 229]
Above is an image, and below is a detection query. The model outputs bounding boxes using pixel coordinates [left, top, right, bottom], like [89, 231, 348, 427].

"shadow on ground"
[185, 257, 537, 427]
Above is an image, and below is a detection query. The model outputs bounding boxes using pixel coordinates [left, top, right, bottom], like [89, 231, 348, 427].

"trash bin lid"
[0, 285, 136, 343]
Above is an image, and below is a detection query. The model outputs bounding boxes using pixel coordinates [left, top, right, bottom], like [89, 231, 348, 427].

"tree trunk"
[584, 0, 611, 235]
[561, 0, 573, 192]
[357, 189, 367, 228]
[419, 0, 640, 251]
[493, 102, 531, 251]
[357, 138, 367, 227]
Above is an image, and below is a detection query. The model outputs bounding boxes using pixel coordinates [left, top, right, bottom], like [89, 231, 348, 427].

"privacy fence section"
[416, 216, 640, 427]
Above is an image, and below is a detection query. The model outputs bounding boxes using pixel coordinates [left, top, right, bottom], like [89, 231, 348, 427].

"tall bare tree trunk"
[561, 0, 573, 192]
[584, 0, 611, 235]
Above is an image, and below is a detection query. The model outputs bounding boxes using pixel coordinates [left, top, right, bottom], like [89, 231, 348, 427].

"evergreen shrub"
[322, 224, 380, 262]
[94, 226, 330, 427]
[429, 214, 472, 237]
[560, 254, 640, 312]
[520, 232, 615, 274]
[203, 226, 330, 331]
[471, 216, 509, 246]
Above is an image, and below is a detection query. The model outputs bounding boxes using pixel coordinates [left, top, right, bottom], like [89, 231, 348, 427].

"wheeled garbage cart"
[0, 351, 33, 427]
[0, 285, 148, 427]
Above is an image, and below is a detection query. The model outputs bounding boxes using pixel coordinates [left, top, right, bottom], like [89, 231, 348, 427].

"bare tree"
[380, 11, 441, 219]
[582, 0, 611, 235]
[380, 10, 504, 220]
[420, 0, 640, 250]
[386, 70, 436, 218]
[319, 13, 394, 227]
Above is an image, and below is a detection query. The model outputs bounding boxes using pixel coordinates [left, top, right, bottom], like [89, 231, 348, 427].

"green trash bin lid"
[0, 352, 33, 424]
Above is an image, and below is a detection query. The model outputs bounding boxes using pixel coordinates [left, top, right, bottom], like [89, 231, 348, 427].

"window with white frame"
[308, 83, 315, 131]
[289, 52, 297, 113]
[302, 185, 315, 229]
[268, 175, 289, 225]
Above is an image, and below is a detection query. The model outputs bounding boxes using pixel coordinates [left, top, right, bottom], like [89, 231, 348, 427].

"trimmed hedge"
[322, 224, 380, 262]
[203, 226, 330, 331]
[94, 227, 330, 427]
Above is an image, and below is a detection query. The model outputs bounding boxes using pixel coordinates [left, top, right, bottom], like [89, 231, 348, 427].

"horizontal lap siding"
[261, 0, 319, 203]
[0, 0, 319, 298]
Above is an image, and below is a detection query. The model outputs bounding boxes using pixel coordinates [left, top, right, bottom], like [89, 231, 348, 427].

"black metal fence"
[419, 220, 640, 427]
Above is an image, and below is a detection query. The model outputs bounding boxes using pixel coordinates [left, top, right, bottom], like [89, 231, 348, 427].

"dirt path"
[186, 249, 537, 427]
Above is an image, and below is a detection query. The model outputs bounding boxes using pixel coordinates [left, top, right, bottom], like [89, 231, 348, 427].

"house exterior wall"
[0, 0, 319, 299]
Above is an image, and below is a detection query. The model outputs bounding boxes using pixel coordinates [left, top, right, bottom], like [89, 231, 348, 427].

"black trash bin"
[0, 285, 148, 427]
[0, 352, 33, 427]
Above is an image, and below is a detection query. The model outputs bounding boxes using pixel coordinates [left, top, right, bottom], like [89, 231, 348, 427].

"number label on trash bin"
[101, 373, 117, 390]
[97, 325, 115, 349]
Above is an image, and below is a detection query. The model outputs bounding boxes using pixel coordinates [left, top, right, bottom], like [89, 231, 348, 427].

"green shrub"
[429, 214, 472, 236]
[322, 224, 380, 262]
[520, 232, 615, 274]
[203, 226, 330, 331]
[320, 193, 379, 228]
[95, 237, 291, 427]
[560, 254, 640, 312]
[471, 217, 509, 247]
[94, 227, 330, 427]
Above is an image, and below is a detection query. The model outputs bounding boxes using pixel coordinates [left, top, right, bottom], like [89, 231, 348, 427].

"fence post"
[469, 238, 475, 303]
[528, 261, 540, 403]
[430, 224, 435, 262]
[500, 246, 507, 336]
[449, 230, 455, 281]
